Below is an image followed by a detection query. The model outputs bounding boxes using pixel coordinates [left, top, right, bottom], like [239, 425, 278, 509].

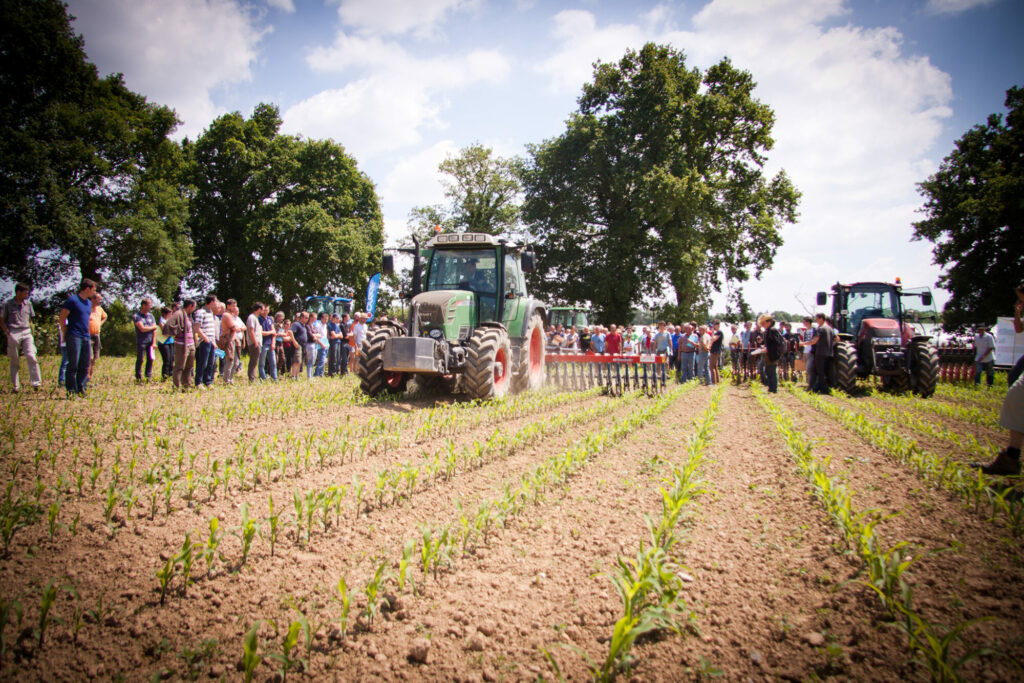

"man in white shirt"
[973, 325, 996, 388]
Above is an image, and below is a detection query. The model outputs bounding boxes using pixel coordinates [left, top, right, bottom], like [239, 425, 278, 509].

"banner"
[366, 273, 381, 322]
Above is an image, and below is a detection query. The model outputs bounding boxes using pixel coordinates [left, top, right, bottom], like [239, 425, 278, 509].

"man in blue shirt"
[327, 314, 343, 376]
[591, 326, 606, 353]
[259, 306, 277, 381]
[59, 279, 97, 396]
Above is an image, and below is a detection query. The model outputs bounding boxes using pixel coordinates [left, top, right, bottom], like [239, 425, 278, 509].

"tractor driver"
[460, 258, 491, 292]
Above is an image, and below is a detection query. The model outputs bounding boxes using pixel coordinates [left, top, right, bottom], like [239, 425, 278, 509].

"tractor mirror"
[921, 293, 932, 307]
[521, 251, 536, 272]
[816, 292, 827, 306]
[382, 254, 395, 275]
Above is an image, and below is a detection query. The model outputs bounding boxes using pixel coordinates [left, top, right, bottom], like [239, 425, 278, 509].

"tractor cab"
[548, 306, 591, 330]
[295, 296, 352, 318]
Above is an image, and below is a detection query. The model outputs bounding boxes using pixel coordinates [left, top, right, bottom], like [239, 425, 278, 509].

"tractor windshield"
[900, 287, 939, 336]
[426, 248, 498, 294]
[846, 285, 899, 335]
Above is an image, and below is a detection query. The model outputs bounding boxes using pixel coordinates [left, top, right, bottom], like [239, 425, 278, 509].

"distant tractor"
[817, 281, 940, 397]
[292, 296, 353, 317]
[547, 306, 592, 330]
[357, 232, 547, 400]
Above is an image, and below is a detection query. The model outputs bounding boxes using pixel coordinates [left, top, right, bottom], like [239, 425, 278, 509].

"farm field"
[0, 358, 1022, 681]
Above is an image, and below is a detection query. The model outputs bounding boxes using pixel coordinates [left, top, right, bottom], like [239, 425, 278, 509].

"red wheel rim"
[529, 327, 543, 374]
[494, 347, 508, 387]
[385, 372, 404, 389]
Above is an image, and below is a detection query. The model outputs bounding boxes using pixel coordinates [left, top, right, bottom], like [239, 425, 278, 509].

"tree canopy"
[0, 0, 191, 301]
[185, 104, 383, 311]
[521, 43, 799, 323]
[913, 86, 1024, 330]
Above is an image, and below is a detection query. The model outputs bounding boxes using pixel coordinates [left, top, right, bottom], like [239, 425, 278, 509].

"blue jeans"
[259, 345, 277, 381]
[315, 345, 327, 377]
[59, 344, 69, 386]
[974, 360, 994, 386]
[764, 362, 778, 393]
[697, 351, 711, 385]
[195, 341, 216, 386]
[679, 352, 694, 382]
[65, 336, 91, 395]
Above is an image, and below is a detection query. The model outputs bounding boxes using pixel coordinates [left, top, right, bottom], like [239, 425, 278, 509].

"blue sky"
[66, 0, 1023, 316]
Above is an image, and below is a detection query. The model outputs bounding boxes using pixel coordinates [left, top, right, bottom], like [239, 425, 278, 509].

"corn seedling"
[241, 622, 262, 683]
[333, 577, 351, 640]
[267, 619, 303, 681]
[362, 560, 391, 629]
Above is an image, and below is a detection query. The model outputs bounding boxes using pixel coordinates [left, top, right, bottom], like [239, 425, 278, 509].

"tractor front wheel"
[464, 327, 512, 400]
[512, 313, 546, 394]
[831, 340, 858, 394]
[357, 327, 409, 397]
[911, 342, 939, 398]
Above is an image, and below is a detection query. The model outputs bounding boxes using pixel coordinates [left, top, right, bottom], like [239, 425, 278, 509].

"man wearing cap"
[973, 324, 996, 388]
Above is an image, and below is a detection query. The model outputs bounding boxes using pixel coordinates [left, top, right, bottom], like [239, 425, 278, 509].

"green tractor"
[547, 306, 591, 330]
[357, 232, 547, 400]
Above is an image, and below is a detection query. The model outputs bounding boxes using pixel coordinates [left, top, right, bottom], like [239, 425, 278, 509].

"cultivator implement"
[545, 353, 669, 396]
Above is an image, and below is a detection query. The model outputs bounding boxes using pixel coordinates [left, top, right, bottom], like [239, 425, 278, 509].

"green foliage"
[521, 43, 799, 322]
[241, 622, 262, 683]
[913, 85, 1024, 329]
[185, 104, 383, 311]
[0, 0, 191, 298]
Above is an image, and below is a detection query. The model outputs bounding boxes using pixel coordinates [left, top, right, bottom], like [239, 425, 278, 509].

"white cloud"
[534, 0, 954, 312]
[924, 0, 998, 15]
[68, 0, 266, 139]
[330, 0, 477, 38]
[266, 0, 295, 13]
[285, 30, 509, 161]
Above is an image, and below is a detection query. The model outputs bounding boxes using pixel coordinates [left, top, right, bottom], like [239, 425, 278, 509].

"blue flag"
[366, 273, 381, 322]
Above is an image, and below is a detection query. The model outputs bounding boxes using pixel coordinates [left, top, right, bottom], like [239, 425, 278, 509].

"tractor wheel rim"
[494, 347, 508, 387]
[385, 372, 404, 389]
[529, 328, 543, 374]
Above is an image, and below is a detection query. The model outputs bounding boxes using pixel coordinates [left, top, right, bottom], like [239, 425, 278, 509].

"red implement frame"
[544, 352, 669, 396]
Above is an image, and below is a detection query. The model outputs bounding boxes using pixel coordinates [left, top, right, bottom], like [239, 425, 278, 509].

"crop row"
[754, 384, 998, 682]
[871, 389, 1001, 431]
[565, 385, 723, 681]
[233, 384, 696, 681]
[785, 386, 1024, 537]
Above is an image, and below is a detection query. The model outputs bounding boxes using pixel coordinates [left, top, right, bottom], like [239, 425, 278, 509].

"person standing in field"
[59, 279, 96, 397]
[218, 299, 240, 385]
[132, 298, 158, 383]
[709, 320, 724, 385]
[802, 313, 833, 394]
[973, 324, 996, 388]
[290, 311, 309, 379]
[696, 324, 712, 385]
[605, 324, 622, 355]
[192, 294, 218, 389]
[87, 291, 107, 380]
[163, 300, 197, 391]
[352, 313, 367, 370]
[2, 282, 42, 393]
[327, 313, 342, 376]
[245, 302, 263, 383]
[976, 283, 1024, 475]
[760, 314, 785, 393]
[156, 306, 174, 381]
[314, 312, 329, 377]
[258, 304, 277, 381]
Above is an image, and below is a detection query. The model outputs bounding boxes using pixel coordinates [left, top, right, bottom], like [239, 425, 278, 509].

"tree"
[521, 43, 799, 323]
[185, 104, 383, 310]
[913, 86, 1024, 329]
[0, 0, 192, 300]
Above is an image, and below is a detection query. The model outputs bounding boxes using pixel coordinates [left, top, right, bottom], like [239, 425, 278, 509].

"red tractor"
[816, 281, 940, 397]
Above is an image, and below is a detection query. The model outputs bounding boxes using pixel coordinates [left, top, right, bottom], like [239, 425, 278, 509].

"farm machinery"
[291, 295, 353, 317]
[816, 281, 940, 397]
[357, 232, 547, 400]
[547, 306, 592, 330]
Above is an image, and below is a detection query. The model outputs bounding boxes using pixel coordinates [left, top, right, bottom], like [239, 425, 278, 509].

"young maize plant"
[877, 389, 1001, 430]
[786, 385, 1023, 535]
[754, 384, 998, 682]
[241, 622, 262, 683]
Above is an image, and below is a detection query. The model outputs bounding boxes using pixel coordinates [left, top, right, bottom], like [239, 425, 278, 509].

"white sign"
[994, 317, 1024, 367]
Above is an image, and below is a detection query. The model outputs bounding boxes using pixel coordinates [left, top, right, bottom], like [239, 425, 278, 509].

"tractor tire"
[512, 313, 546, 394]
[911, 342, 939, 398]
[831, 340, 857, 394]
[463, 327, 512, 400]
[357, 328, 409, 397]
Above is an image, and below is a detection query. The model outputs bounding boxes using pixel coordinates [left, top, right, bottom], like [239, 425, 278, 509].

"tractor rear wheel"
[357, 327, 409, 397]
[831, 340, 857, 394]
[911, 342, 939, 398]
[464, 327, 512, 400]
[512, 313, 546, 393]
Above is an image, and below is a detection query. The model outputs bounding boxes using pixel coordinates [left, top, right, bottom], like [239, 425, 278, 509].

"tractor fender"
[519, 301, 547, 339]
[910, 335, 933, 344]
[477, 321, 508, 333]
[377, 319, 407, 335]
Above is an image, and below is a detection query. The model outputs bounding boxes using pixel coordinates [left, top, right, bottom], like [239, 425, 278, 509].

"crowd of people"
[544, 314, 835, 394]
[1, 279, 379, 395]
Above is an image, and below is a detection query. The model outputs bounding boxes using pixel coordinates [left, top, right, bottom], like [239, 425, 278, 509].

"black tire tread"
[512, 314, 545, 394]
[464, 328, 511, 400]
[912, 343, 939, 398]
[833, 340, 858, 394]
[357, 328, 406, 396]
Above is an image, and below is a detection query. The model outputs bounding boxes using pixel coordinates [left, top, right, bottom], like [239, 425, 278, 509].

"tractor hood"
[412, 290, 475, 337]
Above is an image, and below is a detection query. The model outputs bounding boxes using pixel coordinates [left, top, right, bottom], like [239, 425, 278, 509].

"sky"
[65, 0, 1024, 316]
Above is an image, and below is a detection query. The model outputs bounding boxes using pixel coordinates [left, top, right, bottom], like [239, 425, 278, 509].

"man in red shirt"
[605, 324, 622, 354]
